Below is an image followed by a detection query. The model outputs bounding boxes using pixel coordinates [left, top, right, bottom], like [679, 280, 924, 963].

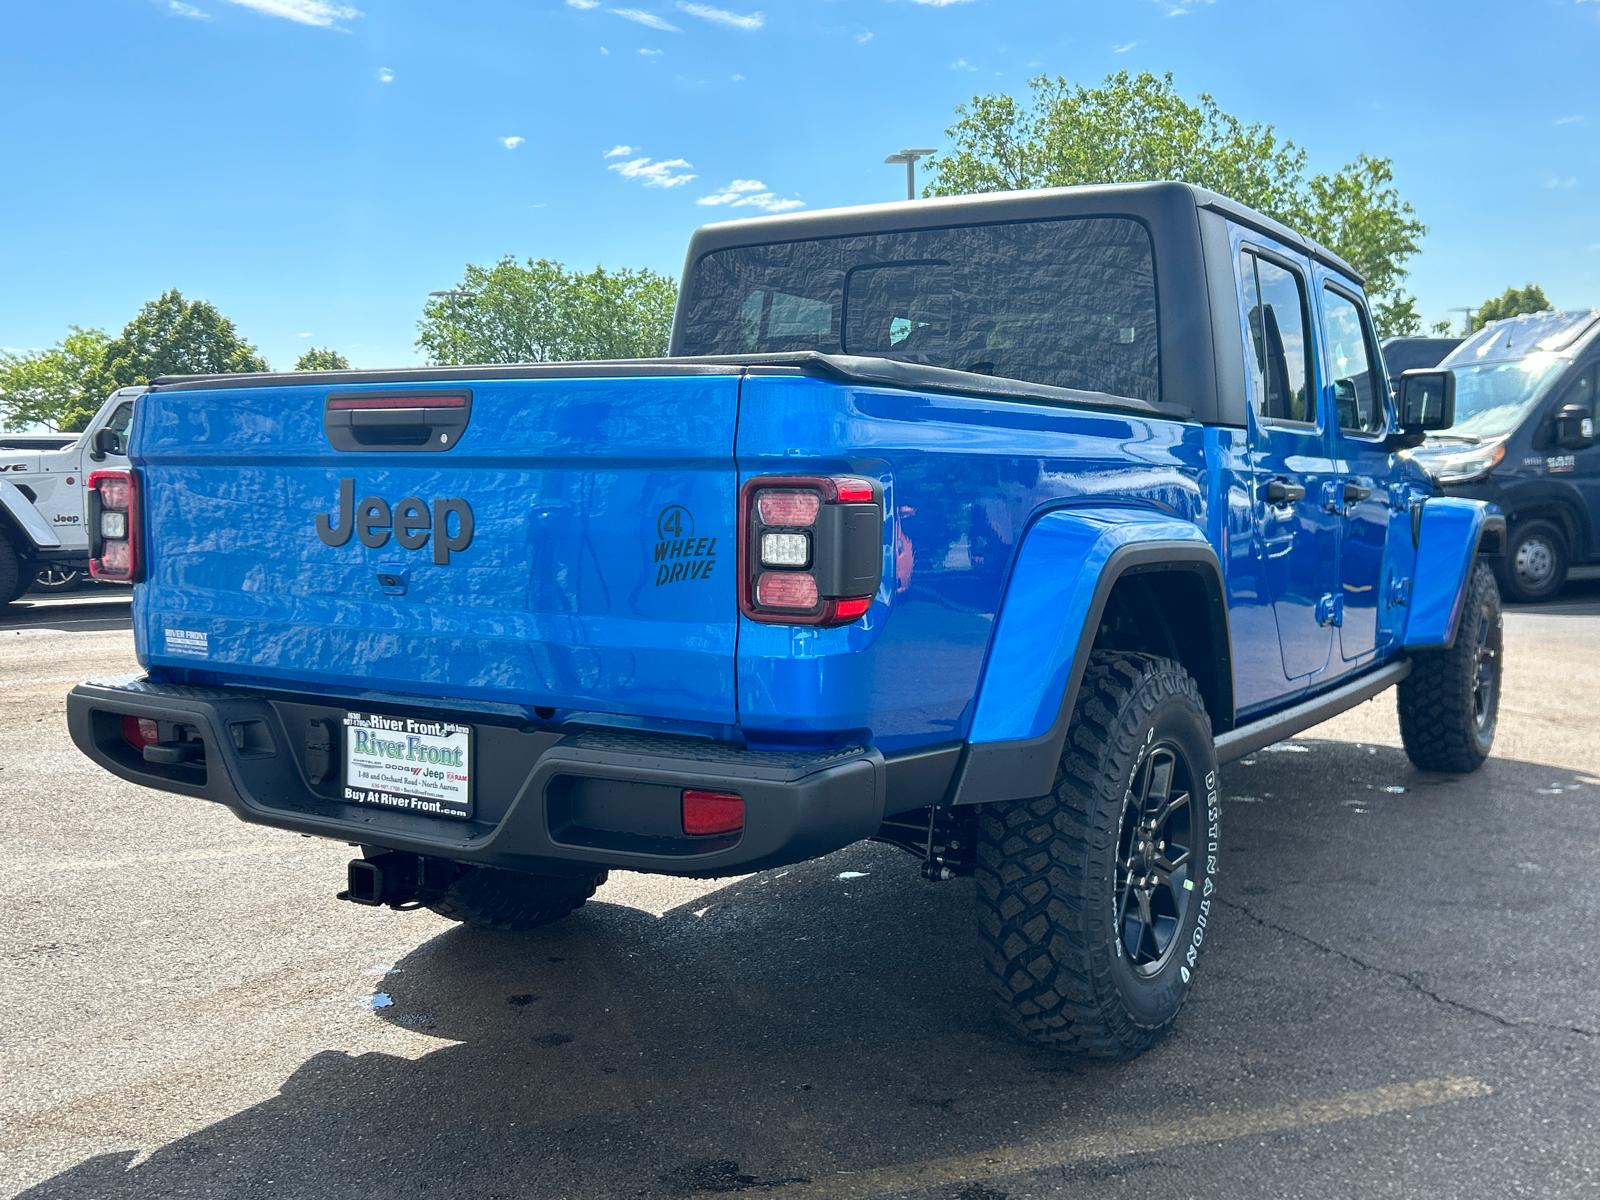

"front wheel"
[975, 651, 1219, 1060]
[31, 565, 82, 593]
[1496, 520, 1566, 604]
[1398, 560, 1502, 773]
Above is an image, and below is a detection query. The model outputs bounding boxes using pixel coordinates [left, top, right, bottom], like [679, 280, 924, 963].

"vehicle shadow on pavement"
[16, 739, 1596, 1200]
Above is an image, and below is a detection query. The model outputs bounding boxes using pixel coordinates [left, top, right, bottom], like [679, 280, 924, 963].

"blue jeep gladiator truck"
[68, 182, 1504, 1059]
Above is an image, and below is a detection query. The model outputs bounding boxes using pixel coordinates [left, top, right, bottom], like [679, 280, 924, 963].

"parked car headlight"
[1416, 442, 1505, 485]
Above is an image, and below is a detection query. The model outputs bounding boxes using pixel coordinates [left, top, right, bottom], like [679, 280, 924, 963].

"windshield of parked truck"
[1432, 311, 1599, 440]
[1434, 355, 1572, 440]
[677, 216, 1162, 404]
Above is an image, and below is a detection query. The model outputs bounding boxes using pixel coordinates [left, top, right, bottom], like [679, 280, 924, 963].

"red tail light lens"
[739, 474, 884, 627]
[682, 789, 744, 836]
[756, 570, 819, 609]
[89, 469, 143, 582]
[757, 489, 821, 527]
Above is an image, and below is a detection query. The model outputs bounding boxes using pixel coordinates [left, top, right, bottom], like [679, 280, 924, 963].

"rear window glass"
[677, 217, 1161, 404]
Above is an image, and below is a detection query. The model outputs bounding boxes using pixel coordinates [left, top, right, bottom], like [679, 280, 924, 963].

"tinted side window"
[106, 401, 135, 456]
[1321, 288, 1383, 435]
[679, 217, 1161, 404]
[1240, 252, 1315, 424]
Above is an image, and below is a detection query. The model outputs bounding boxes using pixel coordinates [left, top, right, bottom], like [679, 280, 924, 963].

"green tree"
[295, 347, 351, 371]
[926, 71, 1428, 337]
[0, 326, 113, 432]
[102, 289, 268, 388]
[416, 258, 678, 365]
[1471, 284, 1551, 331]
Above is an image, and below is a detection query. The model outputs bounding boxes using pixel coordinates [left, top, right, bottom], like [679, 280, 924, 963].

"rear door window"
[679, 217, 1161, 404]
[1239, 251, 1316, 425]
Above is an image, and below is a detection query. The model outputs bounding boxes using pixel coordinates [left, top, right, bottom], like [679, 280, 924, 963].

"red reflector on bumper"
[831, 596, 872, 620]
[682, 789, 744, 836]
[121, 715, 159, 748]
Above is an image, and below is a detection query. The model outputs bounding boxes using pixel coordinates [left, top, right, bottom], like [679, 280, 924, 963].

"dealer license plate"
[342, 712, 472, 819]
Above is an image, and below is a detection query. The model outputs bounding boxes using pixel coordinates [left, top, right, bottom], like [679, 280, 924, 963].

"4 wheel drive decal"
[654, 504, 716, 586]
[315, 478, 474, 565]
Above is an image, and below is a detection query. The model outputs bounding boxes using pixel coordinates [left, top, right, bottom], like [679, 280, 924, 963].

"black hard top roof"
[681, 180, 1361, 285]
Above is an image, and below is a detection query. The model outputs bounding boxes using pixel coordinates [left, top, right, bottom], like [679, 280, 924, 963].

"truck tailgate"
[132, 373, 740, 726]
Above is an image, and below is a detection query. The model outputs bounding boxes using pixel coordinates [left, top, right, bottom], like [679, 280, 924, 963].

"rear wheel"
[1398, 560, 1502, 773]
[426, 865, 607, 932]
[975, 651, 1219, 1060]
[0, 538, 24, 606]
[1497, 520, 1566, 603]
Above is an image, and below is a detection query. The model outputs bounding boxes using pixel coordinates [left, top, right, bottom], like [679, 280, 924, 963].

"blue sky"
[2, 0, 1597, 369]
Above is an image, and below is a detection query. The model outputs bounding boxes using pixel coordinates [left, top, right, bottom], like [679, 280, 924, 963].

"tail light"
[738, 475, 883, 626]
[89, 469, 143, 582]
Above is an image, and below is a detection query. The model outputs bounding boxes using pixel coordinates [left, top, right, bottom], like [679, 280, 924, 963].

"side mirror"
[1384, 369, 1455, 451]
[89, 427, 121, 461]
[1398, 369, 1455, 430]
[1555, 403, 1595, 450]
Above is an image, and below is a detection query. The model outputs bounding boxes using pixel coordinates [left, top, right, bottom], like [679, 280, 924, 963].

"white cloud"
[604, 144, 634, 157]
[698, 180, 804, 212]
[1113, 41, 1136, 52]
[950, 57, 976, 70]
[1150, 0, 1213, 14]
[501, 136, 525, 149]
[731, 73, 744, 80]
[600, 44, 610, 52]
[610, 155, 697, 187]
[218, 0, 362, 25]
[638, 46, 663, 54]
[856, 28, 872, 42]
[676, 2, 763, 29]
[168, 2, 211, 18]
[298, 332, 312, 338]
[376, 66, 394, 82]
[908, 0, 973, 5]
[567, 0, 601, 7]
[611, 7, 680, 30]
[1555, 115, 1583, 125]
[1543, 176, 1578, 188]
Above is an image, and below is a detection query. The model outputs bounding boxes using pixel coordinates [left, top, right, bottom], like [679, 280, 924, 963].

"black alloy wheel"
[1399, 561, 1502, 772]
[1115, 743, 1196, 977]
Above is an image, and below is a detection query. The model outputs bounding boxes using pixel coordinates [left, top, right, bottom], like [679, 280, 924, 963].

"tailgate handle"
[324, 391, 472, 453]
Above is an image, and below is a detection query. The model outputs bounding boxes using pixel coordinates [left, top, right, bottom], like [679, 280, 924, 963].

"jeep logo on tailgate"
[315, 478, 474, 564]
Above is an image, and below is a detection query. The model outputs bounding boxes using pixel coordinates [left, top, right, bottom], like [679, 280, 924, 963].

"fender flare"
[949, 505, 1232, 806]
[1402, 498, 1505, 650]
[0, 479, 62, 552]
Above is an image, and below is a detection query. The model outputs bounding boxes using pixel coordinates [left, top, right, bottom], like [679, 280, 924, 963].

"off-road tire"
[1496, 519, 1566, 604]
[0, 538, 24, 606]
[1398, 560, 1502, 773]
[427, 865, 607, 932]
[975, 651, 1219, 1060]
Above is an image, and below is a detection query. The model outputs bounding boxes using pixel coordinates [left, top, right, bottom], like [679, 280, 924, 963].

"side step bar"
[1214, 659, 1412, 765]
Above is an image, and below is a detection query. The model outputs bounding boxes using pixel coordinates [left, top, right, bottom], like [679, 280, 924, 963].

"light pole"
[884, 148, 937, 201]
[1447, 307, 1476, 336]
[428, 289, 465, 313]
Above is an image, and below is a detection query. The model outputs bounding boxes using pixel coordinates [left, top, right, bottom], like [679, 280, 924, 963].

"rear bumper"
[67, 676, 887, 878]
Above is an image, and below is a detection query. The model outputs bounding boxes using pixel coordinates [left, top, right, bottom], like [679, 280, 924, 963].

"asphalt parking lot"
[1, 586, 1597, 1199]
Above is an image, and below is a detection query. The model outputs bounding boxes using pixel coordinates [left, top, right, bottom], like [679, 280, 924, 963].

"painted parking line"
[780, 1076, 1492, 1199]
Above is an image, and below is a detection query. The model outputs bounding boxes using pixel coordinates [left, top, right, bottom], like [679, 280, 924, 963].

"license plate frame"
[341, 712, 473, 820]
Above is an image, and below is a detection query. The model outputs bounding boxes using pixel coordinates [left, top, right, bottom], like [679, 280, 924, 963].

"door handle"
[1264, 478, 1305, 505]
[1343, 481, 1372, 505]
